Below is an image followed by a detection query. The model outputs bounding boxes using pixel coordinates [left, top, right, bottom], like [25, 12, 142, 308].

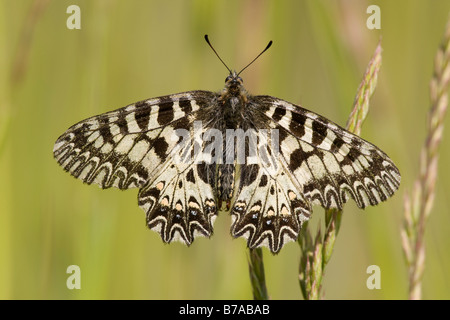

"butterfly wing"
[230, 95, 401, 253]
[53, 90, 220, 245]
[262, 96, 401, 208]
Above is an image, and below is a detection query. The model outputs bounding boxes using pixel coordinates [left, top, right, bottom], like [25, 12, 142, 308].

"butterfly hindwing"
[137, 117, 219, 245]
[229, 124, 311, 253]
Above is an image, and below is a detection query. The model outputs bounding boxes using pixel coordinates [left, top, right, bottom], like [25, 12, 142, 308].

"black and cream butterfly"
[53, 36, 400, 254]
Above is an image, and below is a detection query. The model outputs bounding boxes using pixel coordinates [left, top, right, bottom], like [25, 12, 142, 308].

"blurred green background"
[1, 0, 450, 299]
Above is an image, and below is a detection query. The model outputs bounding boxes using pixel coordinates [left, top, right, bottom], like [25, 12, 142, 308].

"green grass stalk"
[401, 17, 450, 300]
[298, 40, 382, 300]
[247, 248, 269, 300]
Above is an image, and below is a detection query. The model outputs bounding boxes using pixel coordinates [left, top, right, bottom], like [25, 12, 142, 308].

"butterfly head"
[225, 71, 244, 93]
[220, 70, 248, 108]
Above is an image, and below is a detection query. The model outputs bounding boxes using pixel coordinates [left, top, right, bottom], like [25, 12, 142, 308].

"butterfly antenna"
[204, 35, 232, 74]
[237, 40, 273, 76]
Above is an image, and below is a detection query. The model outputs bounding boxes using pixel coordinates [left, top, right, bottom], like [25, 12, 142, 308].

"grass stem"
[247, 248, 269, 300]
[298, 40, 382, 300]
[401, 16, 450, 300]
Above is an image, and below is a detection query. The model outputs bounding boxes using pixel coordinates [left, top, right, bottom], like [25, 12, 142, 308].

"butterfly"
[53, 35, 400, 254]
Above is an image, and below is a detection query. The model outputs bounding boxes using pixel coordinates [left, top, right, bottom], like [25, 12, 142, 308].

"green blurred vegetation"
[1, 0, 450, 299]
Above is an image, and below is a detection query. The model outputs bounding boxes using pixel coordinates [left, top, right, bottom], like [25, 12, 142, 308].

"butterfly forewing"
[54, 91, 208, 188]
[257, 95, 400, 209]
